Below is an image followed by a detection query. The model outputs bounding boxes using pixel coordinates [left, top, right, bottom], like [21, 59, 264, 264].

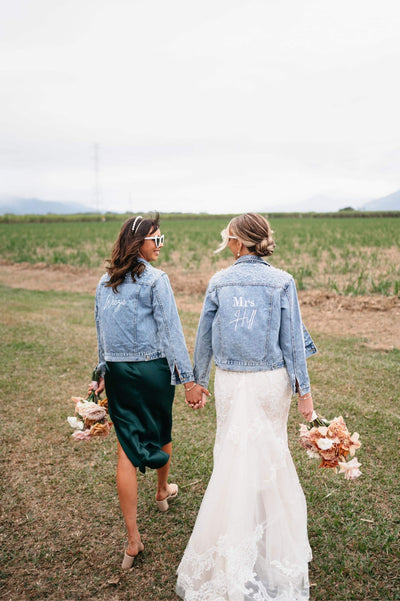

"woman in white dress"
[177, 213, 317, 601]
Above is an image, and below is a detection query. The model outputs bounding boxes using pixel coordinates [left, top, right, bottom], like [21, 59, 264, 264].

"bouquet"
[67, 369, 112, 441]
[299, 411, 361, 479]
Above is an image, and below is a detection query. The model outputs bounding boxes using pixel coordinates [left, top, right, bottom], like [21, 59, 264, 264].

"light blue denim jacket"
[193, 255, 317, 395]
[95, 259, 194, 385]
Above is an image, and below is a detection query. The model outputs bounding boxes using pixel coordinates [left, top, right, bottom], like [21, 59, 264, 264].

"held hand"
[88, 376, 105, 397]
[298, 393, 314, 421]
[184, 383, 211, 410]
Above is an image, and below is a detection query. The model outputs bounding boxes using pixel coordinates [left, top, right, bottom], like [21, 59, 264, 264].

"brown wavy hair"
[105, 213, 160, 292]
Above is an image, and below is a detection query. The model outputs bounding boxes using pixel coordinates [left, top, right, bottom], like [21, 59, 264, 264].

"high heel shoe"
[156, 483, 178, 512]
[121, 542, 144, 570]
[122, 551, 136, 570]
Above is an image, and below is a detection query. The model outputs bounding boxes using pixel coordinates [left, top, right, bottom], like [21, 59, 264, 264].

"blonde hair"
[215, 213, 275, 257]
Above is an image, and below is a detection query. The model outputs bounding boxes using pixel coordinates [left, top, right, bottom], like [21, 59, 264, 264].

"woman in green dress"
[92, 214, 208, 569]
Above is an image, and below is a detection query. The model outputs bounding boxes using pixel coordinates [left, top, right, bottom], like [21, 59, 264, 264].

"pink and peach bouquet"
[67, 369, 112, 441]
[299, 412, 361, 479]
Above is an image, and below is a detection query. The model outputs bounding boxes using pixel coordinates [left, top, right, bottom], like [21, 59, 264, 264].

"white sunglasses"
[144, 234, 165, 248]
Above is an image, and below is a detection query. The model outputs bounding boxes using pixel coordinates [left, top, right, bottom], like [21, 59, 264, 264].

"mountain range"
[358, 189, 400, 211]
[0, 197, 96, 215]
[0, 190, 399, 215]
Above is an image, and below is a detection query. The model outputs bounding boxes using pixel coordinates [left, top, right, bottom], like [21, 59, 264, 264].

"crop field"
[0, 214, 399, 295]
[0, 213, 399, 601]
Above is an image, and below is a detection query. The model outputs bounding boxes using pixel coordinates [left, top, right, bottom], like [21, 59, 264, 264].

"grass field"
[0, 215, 399, 295]
[0, 214, 399, 600]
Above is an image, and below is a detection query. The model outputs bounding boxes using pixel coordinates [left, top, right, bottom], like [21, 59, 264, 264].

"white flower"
[338, 457, 362, 480]
[316, 437, 334, 451]
[299, 424, 309, 436]
[306, 449, 320, 459]
[67, 416, 84, 430]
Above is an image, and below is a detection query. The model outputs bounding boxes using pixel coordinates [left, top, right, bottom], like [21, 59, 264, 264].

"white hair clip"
[131, 215, 143, 233]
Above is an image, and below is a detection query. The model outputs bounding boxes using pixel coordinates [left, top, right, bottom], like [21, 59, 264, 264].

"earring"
[237, 250, 240, 257]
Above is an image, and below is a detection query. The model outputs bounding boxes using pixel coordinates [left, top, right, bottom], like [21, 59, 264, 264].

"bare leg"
[116, 441, 144, 556]
[155, 442, 172, 501]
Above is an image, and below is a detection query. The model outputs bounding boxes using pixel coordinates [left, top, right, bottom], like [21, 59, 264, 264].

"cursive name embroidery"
[103, 295, 127, 312]
[229, 308, 257, 330]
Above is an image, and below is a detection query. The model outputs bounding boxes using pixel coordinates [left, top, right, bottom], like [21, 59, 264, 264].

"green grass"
[1, 210, 399, 224]
[0, 283, 399, 600]
[1, 216, 399, 295]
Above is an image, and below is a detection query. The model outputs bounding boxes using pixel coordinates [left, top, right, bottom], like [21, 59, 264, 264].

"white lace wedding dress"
[176, 367, 312, 601]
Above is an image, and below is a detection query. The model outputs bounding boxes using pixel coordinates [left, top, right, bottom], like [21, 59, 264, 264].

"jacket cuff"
[96, 361, 106, 378]
[297, 384, 311, 396]
[171, 371, 194, 386]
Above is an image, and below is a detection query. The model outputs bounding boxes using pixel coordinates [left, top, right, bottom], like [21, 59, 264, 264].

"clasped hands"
[184, 382, 210, 410]
[88, 376, 209, 410]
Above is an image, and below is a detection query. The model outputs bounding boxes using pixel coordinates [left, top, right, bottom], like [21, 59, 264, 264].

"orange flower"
[90, 421, 113, 438]
[319, 456, 339, 469]
[98, 398, 109, 412]
[71, 396, 86, 404]
[327, 416, 349, 439]
[318, 446, 338, 462]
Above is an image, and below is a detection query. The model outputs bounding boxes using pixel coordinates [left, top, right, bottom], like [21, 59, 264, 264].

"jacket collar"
[234, 254, 270, 266]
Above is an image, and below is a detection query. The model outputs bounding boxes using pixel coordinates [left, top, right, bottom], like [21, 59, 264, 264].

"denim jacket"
[95, 259, 194, 385]
[193, 255, 317, 395]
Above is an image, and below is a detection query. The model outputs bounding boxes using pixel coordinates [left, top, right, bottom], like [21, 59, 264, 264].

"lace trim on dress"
[177, 521, 311, 601]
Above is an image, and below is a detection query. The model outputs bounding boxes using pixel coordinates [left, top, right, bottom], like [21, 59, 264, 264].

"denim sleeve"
[94, 283, 106, 378]
[152, 274, 194, 385]
[193, 285, 218, 387]
[279, 277, 311, 396]
[302, 322, 317, 358]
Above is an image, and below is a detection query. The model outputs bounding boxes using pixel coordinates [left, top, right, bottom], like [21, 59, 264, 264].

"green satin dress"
[105, 358, 175, 473]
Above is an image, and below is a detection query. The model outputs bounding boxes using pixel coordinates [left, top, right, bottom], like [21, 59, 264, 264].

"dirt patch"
[0, 260, 105, 294]
[297, 290, 399, 351]
[1, 260, 399, 350]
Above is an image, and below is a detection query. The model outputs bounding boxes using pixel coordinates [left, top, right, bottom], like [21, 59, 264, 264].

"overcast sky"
[1, 0, 399, 213]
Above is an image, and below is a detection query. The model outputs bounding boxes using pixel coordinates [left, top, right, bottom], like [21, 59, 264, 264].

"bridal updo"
[216, 213, 276, 257]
